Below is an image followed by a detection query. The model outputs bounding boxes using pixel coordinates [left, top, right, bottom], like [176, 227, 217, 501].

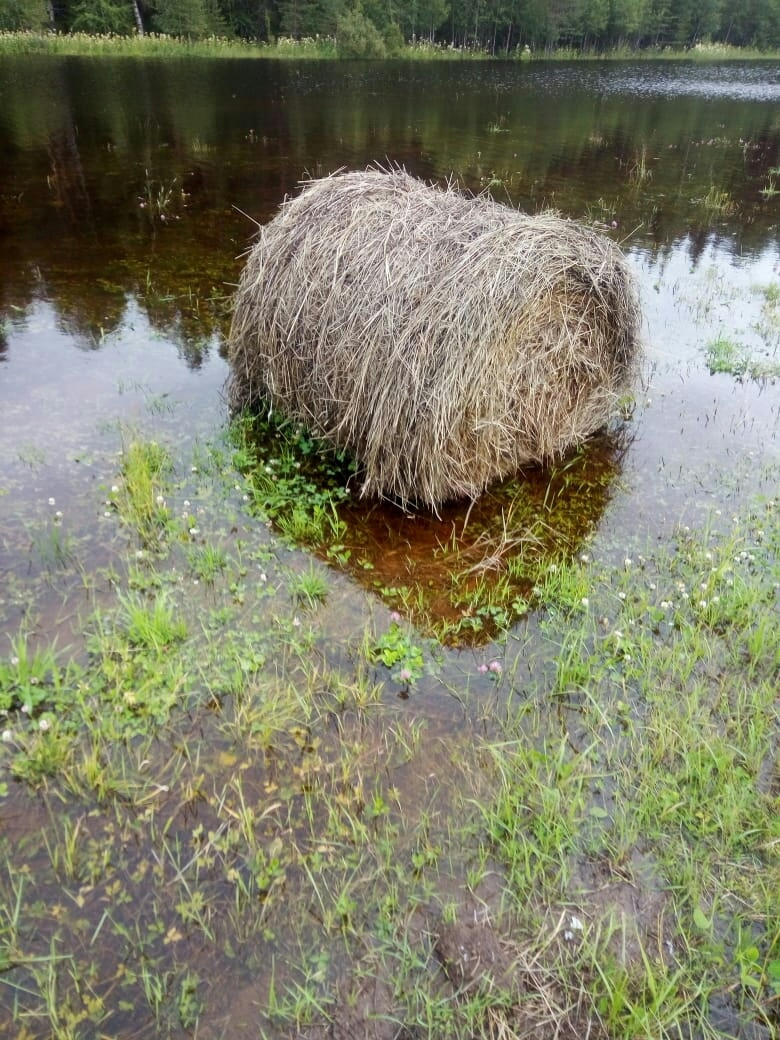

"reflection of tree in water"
[2, 57, 780, 370]
[46, 128, 91, 223]
[122, 252, 234, 369]
[0, 323, 8, 362]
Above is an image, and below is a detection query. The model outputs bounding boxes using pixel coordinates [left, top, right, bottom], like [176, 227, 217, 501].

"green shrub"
[336, 7, 387, 58]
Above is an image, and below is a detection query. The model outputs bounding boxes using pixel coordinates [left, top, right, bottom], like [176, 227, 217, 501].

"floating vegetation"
[703, 335, 780, 381]
[698, 185, 737, 215]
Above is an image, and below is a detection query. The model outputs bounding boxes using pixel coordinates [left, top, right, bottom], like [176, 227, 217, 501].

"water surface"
[1, 53, 779, 1040]
[1, 55, 778, 633]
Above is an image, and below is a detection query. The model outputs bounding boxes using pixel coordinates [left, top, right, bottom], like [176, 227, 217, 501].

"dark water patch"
[234, 402, 630, 644]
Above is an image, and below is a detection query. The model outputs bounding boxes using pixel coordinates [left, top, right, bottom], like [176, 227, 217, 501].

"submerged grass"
[0, 425, 778, 1039]
[703, 335, 780, 381]
[230, 408, 632, 644]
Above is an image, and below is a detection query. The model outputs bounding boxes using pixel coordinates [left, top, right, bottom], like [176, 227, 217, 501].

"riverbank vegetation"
[1, 0, 780, 57]
[1, 421, 778, 1038]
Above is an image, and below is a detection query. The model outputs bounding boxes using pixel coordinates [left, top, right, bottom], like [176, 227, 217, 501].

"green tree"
[69, 0, 135, 31]
[607, 0, 647, 45]
[151, 0, 216, 35]
[720, 0, 780, 45]
[396, 0, 447, 40]
[0, 0, 51, 29]
[335, 1, 387, 53]
[219, 0, 279, 38]
[577, 0, 610, 44]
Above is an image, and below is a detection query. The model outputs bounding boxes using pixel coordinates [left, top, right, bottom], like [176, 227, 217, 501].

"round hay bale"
[228, 168, 641, 510]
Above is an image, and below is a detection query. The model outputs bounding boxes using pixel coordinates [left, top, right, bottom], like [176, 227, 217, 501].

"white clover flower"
[579, 553, 590, 563]
[581, 597, 589, 607]
[183, 500, 191, 508]
[111, 484, 119, 494]
[48, 497, 56, 506]
[624, 558, 632, 568]
[156, 495, 165, 506]
[38, 718, 51, 732]
[189, 527, 199, 536]
[618, 592, 626, 600]
[1, 729, 13, 742]
[10, 656, 19, 666]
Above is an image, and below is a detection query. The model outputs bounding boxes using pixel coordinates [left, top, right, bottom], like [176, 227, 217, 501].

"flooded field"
[0, 55, 779, 1039]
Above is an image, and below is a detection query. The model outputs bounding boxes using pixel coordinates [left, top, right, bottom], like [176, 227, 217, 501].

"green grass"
[288, 562, 329, 608]
[1, 30, 778, 62]
[1, 429, 778, 1039]
[113, 435, 175, 549]
[703, 335, 780, 380]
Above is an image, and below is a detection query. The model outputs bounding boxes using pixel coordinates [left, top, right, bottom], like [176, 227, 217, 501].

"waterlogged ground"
[0, 55, 779, 1039]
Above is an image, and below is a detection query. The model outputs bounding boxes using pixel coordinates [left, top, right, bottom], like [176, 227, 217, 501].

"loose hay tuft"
[228, 168, 641, 509]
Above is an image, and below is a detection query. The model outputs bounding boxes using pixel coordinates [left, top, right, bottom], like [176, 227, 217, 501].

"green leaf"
[693, 905, 711, 931]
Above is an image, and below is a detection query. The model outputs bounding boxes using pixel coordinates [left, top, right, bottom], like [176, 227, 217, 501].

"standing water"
[1, 55, 778, 1039]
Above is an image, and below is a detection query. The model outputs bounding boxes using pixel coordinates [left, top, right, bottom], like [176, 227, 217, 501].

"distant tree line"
[2, 0, 779, 52]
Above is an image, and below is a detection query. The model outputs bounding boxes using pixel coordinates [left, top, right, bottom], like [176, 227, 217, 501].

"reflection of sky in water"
[600, 240, 780, 549]
[595, 64, 780, 102]
[487, 61, 780, 101]
[0, 298, 228, 610]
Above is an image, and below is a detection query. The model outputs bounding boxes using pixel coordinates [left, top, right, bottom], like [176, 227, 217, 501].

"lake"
[1, 57, 778, 617]
[0, 54, 779, 1040]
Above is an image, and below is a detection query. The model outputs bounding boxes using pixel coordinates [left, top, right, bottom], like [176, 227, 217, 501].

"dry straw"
[228, 168, 641, 509]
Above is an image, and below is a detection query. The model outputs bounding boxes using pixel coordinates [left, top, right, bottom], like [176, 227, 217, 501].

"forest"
[1, 0, 779, 54]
